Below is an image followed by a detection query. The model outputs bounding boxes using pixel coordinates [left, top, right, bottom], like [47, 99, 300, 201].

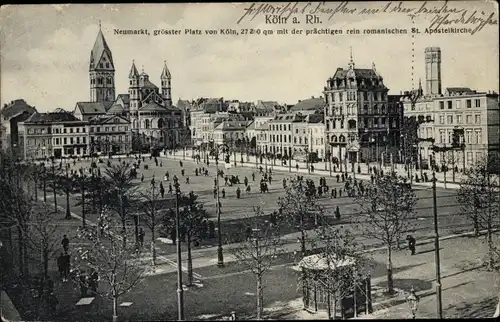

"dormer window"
[99, 63, 103, 68]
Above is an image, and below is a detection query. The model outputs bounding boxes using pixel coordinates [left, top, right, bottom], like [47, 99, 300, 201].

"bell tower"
[89, 21, 115, 102]
[161, 61, 172, 107]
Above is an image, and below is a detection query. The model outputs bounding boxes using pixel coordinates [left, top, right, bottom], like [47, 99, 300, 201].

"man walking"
[406, 235, 416, 255]
[61, 235, 69, 253]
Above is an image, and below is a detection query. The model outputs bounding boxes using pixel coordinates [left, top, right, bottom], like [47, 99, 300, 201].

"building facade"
[18, 110, 133, 160]
[0, 99, 37, 156]
[323, 56, 400, 165]
[403, 47, 500, 169]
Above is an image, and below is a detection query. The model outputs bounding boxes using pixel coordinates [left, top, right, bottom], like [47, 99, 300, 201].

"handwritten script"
[236, 1, 498, 35]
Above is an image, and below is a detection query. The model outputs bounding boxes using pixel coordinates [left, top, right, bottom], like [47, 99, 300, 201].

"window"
[96, 127, 100, 132]
[475, 99, 480, 107]
[466, 100, 471, 108]
[467, 152, 473, 164]
[63, 138, 67, 144]
[112, 127, 116, 132]
[447, 101, 452, 109]
[426, 103, 430, 110]
[76, 137, 80, 144]
[466, 115, 472, 124]
[70, 128, 73, 133]
[106, 63, 109, 68]
[456, 115, 462, 124]
[105, 127, 109, 132]
[476, 152, 483, 161]
[475, 130, 482, 143]
[99, 63, 103, 68]
[76, 128, 80, 133]
[82, 137, 86, 144]
[63, 128, 67, 133]
[339, 93, 343, 101]
[475, 114, 481, 124]
[82, 128, 86, 133]
[439, 115, 445, 124]
[70, 138, 74, 144]
[439, 130, 446, 143]
[466, 130, 472, 144]
[447, 115, 453, 124]
[439, 102, 444, 109]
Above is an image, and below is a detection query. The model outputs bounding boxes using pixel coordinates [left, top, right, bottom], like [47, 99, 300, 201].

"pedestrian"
[296, 164, 299, 172]
[406, 235, 416, 255]
[160, 185, 165, 198]
[179, 160, 183, 168]
[61, 235, 69, 253]
[195, 168, 199, 176]
[222, 188, 226, 198]
[338, 188, 342, 198]
[181, 169, 185, 176]
[283, 178, 287, 189]
[186, 177, 190, 184]
[62, 252, 71, 281]
[236, 187, 241, 199]
[336, 174, 340, 182]
[244, 176, 248, 187]
[160, 161, 163, 167]
[79, 272, 88, 298]
[252, 173, 255, 181]
[57, 253, 64, 278]
[335, 206, 341, 220]
[310, 165, 314, 173]
[139, 228, 145, 248]
[213, 186, 217, 198]
[168, 183, 173, 194]
[141, 173, 144, 182]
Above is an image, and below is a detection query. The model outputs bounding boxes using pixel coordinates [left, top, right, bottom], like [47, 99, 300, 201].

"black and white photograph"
[0, 1, 499, 321]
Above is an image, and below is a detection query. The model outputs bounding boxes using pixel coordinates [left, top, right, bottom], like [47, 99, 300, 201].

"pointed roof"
[161, 61, 171, 79]
[129, 61, 139, 78]
[89, 26, 114, 71]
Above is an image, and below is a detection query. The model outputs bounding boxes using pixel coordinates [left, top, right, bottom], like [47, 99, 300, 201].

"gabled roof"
[107, 103, 125, 114]
[75, 102, 114, 115]
[446, 87, 476, 94]
[140, 102, 167, 112]
[24, 111, 79, 124]
[117, 94, 130, 105]
[290, 98, 324, 112]
[332, 67, 378, 79]
[89, 28, 114, 71]
[214, 120, 250, 131]
[1, 99, 37, 120]
[100, 115, 131, 124]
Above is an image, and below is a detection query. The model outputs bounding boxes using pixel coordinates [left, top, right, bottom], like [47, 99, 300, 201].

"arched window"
[339, 135, 346, 143]
[107, 77, 113, 85]
[98, 77, 103, 85]
[145, 119, 150, 129]
[158, 118, 164, 128]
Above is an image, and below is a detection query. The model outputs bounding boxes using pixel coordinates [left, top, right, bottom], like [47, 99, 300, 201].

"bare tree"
[0, 158, 33, 277]
[354, 173, 417, 294]
[26, 204, 61, 278]
[278, 178, 323, 257]
[137, 179, 170, 266]
[74, 211, 149, 322]
[179, 192, 208, 286]
[304, 223, 368, 319]
[231, 206, 283, 320]
[103, 163, 137, 247]
[55, 164, 74, 220]
[457, 156, 500, 269]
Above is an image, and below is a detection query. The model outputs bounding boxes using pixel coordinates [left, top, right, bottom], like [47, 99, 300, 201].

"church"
[73, 24, 188, 151]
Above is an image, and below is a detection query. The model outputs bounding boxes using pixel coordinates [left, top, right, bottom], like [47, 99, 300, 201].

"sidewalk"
[248, 233, 499, 320]
[163, 150, 462, 190]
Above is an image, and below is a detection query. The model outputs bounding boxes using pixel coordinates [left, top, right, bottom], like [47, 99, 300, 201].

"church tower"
[161, 61, 172, 107]
[89, 22, 115, 102]
[128, 60, 140, 130]
[425, 47, 442, 96]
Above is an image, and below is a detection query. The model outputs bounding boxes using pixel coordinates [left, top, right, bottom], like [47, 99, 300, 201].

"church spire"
[129, 60, 139, 78]
[89, 25, 114, 71]
[161, 60, 171, 79]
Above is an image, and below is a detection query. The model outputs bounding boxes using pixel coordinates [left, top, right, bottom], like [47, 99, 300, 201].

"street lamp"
[406, 286, 419, 319]
[214, 144, 225, 268]
[173, 176, 185, 320]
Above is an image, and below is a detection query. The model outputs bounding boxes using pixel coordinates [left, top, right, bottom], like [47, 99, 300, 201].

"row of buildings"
[1, 26, 190, 161]
[1, 28, 498, 169]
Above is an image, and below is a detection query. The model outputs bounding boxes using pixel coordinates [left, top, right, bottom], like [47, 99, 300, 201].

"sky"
[1, 2, 498, 113]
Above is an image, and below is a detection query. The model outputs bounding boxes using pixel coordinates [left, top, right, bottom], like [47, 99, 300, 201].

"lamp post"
[214, 144, 225, 267]
[432, 172, 443, 318]
[406, 286, 419, 319]
[173, 176, 185, 320]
